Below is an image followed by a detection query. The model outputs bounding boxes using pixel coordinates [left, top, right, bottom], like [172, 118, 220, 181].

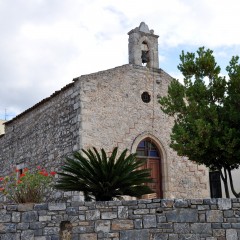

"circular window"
[141, 92, 151, 103]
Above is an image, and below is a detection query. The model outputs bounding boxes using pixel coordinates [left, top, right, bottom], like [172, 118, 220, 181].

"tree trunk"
[219, 167, 230, 198]
[227, 168, 240, 198]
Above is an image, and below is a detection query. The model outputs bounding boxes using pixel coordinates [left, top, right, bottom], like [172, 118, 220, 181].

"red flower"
[39, 171, 48, 176]
[0, 177, 4, 181]
[37, 166, 41, 169]
[15, 169, 20, 172]
[17, 180, 22, 184]
[20, 173, 26, 178]
[50, 171, 56, 176]
[23, 168, 28, 172]
[0, 187, 4, 191]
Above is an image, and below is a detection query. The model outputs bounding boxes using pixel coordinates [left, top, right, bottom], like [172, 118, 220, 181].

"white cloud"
[0, 0, 240, 119]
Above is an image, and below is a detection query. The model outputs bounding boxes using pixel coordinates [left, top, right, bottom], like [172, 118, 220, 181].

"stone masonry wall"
[78, 64, 209, 199]
[0, 198, 239, 239]
[0, 81, 81, 182]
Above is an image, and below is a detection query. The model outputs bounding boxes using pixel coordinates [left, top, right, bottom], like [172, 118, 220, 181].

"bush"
[0, 166, 56, 203]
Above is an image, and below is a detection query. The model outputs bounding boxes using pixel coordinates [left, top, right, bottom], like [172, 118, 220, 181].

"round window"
[141, 92, 151, 103]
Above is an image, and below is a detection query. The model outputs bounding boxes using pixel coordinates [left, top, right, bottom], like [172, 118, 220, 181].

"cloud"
[0, 0, 240, 119]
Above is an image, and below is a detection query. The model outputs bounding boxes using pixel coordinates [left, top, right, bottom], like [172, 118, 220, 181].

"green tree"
[55, 147, 153, 201]
[159, 47, 240, 198]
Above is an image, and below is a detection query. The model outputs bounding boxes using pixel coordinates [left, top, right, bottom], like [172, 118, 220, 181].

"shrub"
[0, 166, 56, 203]
[55, 147, 154, 201]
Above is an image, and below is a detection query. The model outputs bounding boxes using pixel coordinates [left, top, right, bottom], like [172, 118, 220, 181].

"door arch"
[136, 138, 163, 198]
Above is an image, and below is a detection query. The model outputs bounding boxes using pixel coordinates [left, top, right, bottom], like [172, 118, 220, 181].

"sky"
[0, 0, 240, 120]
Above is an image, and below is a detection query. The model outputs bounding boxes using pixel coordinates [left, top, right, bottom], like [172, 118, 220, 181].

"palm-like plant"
[55, 147, 154, 201]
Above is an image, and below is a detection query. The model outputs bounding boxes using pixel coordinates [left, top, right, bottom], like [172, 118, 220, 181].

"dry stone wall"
[0, 198, 239, 239]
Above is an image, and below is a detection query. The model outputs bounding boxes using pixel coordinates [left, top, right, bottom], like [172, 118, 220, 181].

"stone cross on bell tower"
[128, 22, 159, 69]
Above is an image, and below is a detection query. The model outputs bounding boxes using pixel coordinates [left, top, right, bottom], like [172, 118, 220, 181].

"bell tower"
[128, 22, 159, 69]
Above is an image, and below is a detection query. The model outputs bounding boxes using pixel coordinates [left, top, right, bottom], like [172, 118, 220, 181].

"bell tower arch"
[128, 22, 159, 69]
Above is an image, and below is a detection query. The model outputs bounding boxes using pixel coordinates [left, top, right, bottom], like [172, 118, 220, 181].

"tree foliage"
[55, 147, 154, 201]
[159, 47, 240, 197]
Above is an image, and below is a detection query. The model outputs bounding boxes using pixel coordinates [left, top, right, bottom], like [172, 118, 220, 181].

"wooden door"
[147, 158, 162, 198]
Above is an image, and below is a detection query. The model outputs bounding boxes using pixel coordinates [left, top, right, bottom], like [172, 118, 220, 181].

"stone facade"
[0, 22, 210, 199]
[0, 198, 239, 239]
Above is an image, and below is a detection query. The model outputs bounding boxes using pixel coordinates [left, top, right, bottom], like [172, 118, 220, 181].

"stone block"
[118, 206, 128, 219]
[30, 222, 46, 229]
[218, 199, 232, 210]
[0, 233, 20, 240]
[0, 213, 11, 222]
[120, 229, 149, 240]
[86, 210, 100, 220]
[134, 209, 149, 214]
[161, 199, 174, 208]
[0, 223, 16, 233]
[166, 209, 198, 222]
[95, 220, 111, 232]
[43, 227, 60, 235]
[174, 223, 190, 233]
[112, 220, 134, 230]
[18, 203, 34, 212]
[224, 210, 234, 218]
[17, 222, 29, 230]
[22, 211, 38, 223]
[168, 234, 179, 240]
[226, 229, 238, 240]
[39, 215, 51, 221]
[206, 210, 223, 222]
[157, 215, 166, 223]
[178, 234, 201, 239]
[213, 229, 225, 237]
[150, 232, 168, 240]
[21, 230, 34, 240]
[48, 203, 66, 211]
[34, 204, 48, 211]
[134, 219, 142, 229]
[79, 233, 97, 240]
[143, 215, 156, 228]
[174, 199, 190, 208]
[101, 211, 117, 219]
[12, 212, 21, 222]
[191, 223, 212, 234]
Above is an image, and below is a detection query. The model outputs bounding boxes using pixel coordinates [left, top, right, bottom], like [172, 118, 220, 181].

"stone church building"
[0, 23, 210, 199]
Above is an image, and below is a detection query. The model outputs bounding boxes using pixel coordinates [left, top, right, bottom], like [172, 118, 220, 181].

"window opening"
[141, 92, 151, 103]
[141, 41, 149, 66]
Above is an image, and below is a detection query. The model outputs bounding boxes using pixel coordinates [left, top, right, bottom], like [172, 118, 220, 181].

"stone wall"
[0, 198, 239, 239]
[0, 81, 81, 176]
[78, 64, 209, 199]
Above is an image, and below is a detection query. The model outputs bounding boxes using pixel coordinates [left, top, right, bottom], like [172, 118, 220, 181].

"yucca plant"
[55, 147, 154, 201]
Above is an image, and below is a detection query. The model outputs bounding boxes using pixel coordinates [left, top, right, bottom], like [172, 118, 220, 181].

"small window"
[141, 92, 151, 103]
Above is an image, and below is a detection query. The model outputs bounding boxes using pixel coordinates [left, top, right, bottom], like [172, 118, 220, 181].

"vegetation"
[0, 167, 56, 203]
[55, 147, 154, 201]
[159, 47, 240, 197]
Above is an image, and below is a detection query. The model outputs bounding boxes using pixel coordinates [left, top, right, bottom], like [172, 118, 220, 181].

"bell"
[141, 51, 149, 63]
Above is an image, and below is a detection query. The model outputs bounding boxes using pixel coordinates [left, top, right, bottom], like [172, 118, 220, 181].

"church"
[0, 22, 210, 200]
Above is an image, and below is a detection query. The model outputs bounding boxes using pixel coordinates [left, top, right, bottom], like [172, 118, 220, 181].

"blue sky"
[0, 0, 240, 120]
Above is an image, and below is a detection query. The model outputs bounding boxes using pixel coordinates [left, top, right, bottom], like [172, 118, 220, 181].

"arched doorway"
[136, 138, 162, 198]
